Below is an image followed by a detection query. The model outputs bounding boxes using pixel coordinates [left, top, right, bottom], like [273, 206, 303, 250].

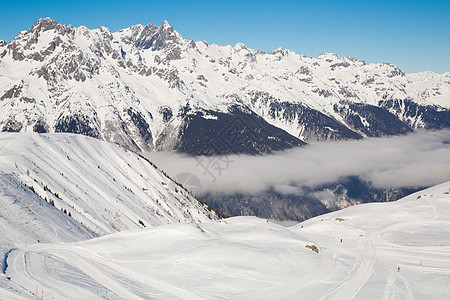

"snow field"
[3, 182, 450, 299]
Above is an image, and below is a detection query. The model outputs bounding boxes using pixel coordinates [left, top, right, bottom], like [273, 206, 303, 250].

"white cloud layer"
[146, 130, 450, 195]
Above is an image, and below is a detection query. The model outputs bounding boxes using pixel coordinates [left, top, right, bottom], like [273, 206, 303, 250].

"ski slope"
[3, 182, 450, 299]
[0, 132, 219, 298]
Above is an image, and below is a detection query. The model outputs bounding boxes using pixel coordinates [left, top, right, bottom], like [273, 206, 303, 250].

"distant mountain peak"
[160, 20, 172, 29]
[31, 17, 60, 32]
[234, 42, 248, 51]
[318, 52, 341, 60]
[34, 16, 55, 23]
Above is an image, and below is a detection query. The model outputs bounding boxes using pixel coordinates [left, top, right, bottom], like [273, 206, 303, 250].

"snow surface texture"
[2, 181, 450, 299]
[0, 132, 218, 297]
[0, 18, 449, 153]
[0, 133, 217, 236]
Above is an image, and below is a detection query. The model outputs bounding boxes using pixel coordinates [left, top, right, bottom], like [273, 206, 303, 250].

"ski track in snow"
[1, 182, 450, 299]
[0, 132, 219, 299]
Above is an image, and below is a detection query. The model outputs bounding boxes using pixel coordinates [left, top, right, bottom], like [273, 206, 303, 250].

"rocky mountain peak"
[3, 18, 74, 62]
[149, 20, 182, 51]
[318, 52, 341, 60]
[160, 20, 172, 30]
[32, 17, 59, 31]
[119, 20, 182, 52]
[233, 42, 248, 51]
[127, 23, 158, 48]
[27, 17, 73, 37]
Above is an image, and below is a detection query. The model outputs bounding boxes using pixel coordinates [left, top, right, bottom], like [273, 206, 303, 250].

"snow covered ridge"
[0, 132, 220, 297]
[0, 18, 449, 155]
[2, 180, 450, 299]
[0, 132, 219, 239]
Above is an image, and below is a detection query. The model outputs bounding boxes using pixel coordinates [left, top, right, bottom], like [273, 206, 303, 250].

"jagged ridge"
[0, 18, 449, 155]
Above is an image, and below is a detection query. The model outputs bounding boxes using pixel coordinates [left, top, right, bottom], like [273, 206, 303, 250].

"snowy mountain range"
[1, 18, 449, 155]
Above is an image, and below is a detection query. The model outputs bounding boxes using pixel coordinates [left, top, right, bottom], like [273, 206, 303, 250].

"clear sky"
[0, 0, 449, 73]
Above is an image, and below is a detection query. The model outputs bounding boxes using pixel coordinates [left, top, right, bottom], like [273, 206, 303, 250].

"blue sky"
[0, 0, 449, 73]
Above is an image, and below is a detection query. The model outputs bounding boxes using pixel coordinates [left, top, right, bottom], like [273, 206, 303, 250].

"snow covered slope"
[0, 18, 449, 155]
[0, 171, 96, 299]
[3, 181, 449, 299]
[0, 132, 218, 298]
[0, 132, 217, 237]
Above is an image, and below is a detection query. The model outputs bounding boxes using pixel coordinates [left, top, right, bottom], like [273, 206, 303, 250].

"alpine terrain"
[0, 132, 219, 298]
[1, 163, 449, 298]
[0, 18, 449, 155]
[0, 16, 449, 299]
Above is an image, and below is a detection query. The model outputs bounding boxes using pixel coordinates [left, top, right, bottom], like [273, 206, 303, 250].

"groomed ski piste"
[1, 133, 450, 299]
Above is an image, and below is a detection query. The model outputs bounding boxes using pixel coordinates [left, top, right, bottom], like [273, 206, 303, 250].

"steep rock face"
[248, 91, 363, 141]
[0, 18, 449, 155]
[379, 98, 450, 129]
[174, 105, 305, 155]
[334, 102, 413, 137]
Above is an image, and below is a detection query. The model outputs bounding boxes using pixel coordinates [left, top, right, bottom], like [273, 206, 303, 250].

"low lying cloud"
[146, 130, 450, 195]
